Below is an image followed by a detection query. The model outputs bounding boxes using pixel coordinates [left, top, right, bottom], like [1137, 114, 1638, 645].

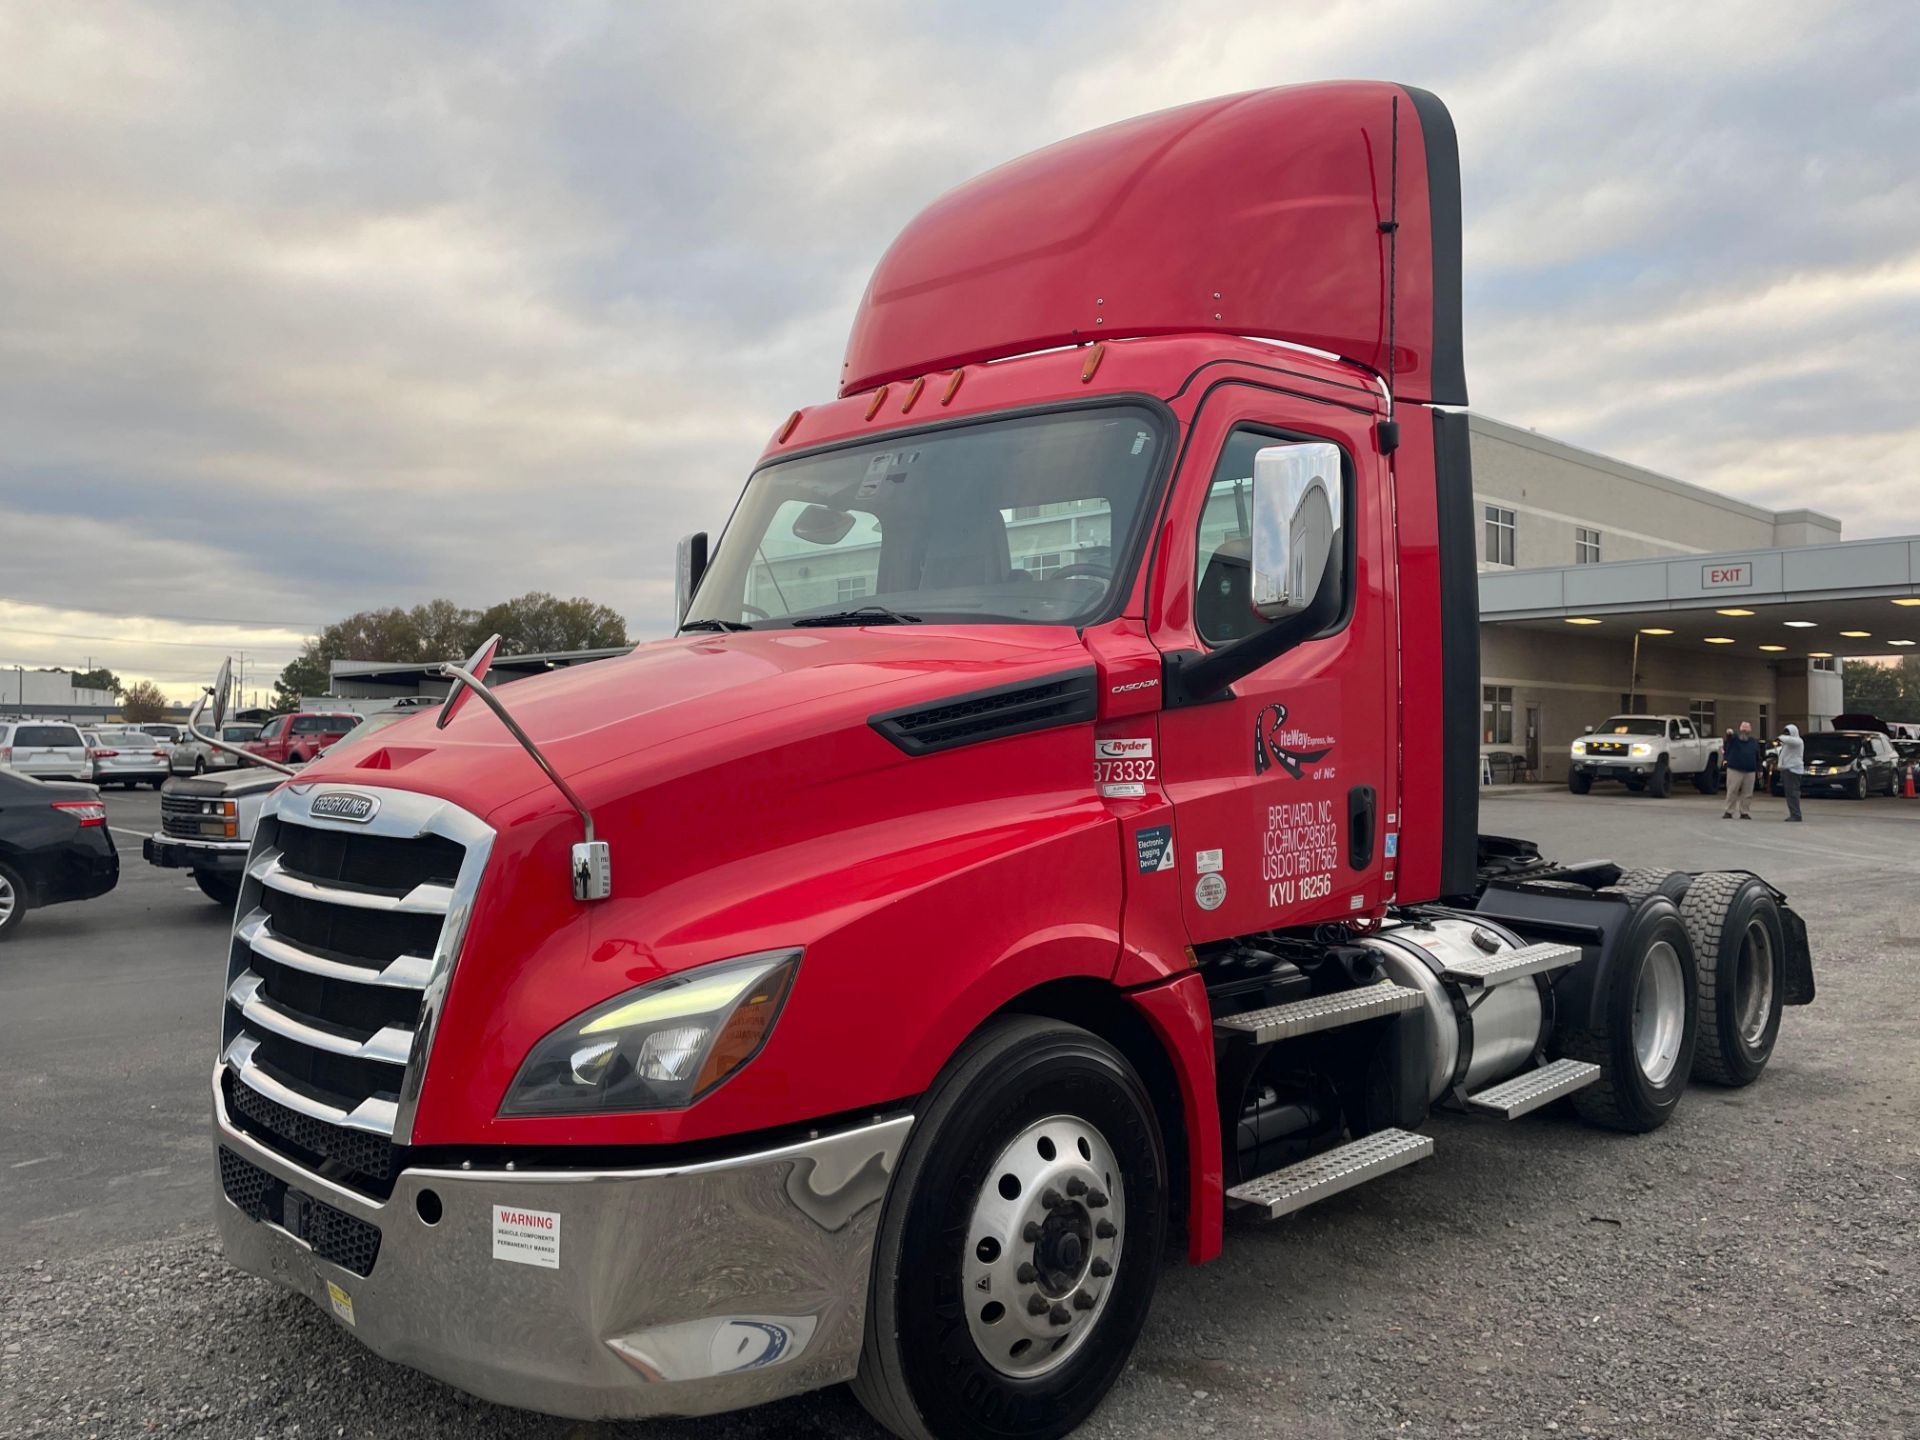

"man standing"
[1722, 720, 1760, 819]
[1777, 723, 1805, 822]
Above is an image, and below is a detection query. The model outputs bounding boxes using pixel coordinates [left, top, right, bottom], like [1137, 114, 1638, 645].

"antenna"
[1377, 94, 1401, 456]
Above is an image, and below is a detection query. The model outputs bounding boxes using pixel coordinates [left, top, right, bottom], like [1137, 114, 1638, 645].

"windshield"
[684, 406, 1166, 629]
[1594, 718, 1664, 736]
[1805, 734, 1869, 761]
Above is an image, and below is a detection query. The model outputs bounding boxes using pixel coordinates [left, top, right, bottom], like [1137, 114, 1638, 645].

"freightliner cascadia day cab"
[210, 82, 1816, 1439]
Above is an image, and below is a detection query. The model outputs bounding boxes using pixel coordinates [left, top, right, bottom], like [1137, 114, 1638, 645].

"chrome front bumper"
[213, 1070, 911, 1420]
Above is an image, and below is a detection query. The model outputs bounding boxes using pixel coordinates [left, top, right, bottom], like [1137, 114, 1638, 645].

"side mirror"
[1250, 443, 1344, 621]
[675, 531, 709, 624]
[1584, 725, 1596, 734]
[209, 657, 233, 730]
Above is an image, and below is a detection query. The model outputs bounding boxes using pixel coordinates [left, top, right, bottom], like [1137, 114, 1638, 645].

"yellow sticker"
[325, 1280, 356, 1327]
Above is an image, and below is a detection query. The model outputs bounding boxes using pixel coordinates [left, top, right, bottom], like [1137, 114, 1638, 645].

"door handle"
[1347, 785, 1376, 869]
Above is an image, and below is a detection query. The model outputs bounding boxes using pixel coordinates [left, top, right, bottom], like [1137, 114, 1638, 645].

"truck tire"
[1567, 770, 1591, 795]
[195, 872, 240, 907]
[1647, 757, 1672, 798]
[1694, 755, 1719, 794]
[1557, 896, 1698, 1133]
[0, 861, 26, 941]
[853, 1015, 1167, 1440]
[1612, 867, 1691, 904]
[1679, 873, 1785, 1086]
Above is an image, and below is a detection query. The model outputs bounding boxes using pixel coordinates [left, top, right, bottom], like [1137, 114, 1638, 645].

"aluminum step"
[1214, 983, 1423, 1045]
[1225, 1128, 1433, 1218]
[1439, 941, 1581, 989]
[1464, 1058, 1601, 1119]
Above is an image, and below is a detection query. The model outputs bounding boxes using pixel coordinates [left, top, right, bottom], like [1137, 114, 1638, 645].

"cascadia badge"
[311, 791, 379, 824]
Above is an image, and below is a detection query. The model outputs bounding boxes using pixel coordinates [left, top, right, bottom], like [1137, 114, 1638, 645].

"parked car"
[88, 727, 173, 789]
[171, 723, 264, 775]
[0, 769, 118, 939]
[135, 722, 185, 743]
[0, 720, 92, 781]
[1773, 730, 1900, 799]
[246, 710, 362, 766]
[1568, 714, 1720, 796]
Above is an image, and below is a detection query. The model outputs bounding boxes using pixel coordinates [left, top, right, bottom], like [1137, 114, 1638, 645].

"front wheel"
[0, 861, 25, 941]
[1568, 770, 1592, 795]
[1647, 757, 1672, 798]
[194, 872, 241, 907]
[1851, 772, 1867, 800]
[853, 1016, 1167, 1440]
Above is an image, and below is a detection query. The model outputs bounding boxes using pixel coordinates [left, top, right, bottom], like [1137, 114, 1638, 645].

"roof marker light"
[776, 410, 802, 443]
[901, 376, 926, 413]
[941, 369, 965, 405]
[1080, 343, 1106, 384]
[864, 386, 889, 420]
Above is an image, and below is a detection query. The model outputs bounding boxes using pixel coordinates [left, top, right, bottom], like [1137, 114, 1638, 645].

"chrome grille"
[162, 790, 230, 841]
[220, 785, 494, 1182]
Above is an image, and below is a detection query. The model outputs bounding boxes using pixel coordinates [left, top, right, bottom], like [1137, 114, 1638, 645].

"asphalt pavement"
[2, 783, 1916, 1438]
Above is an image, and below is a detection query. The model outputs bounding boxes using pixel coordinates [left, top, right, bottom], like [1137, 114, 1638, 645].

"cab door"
[1149, 385, 1395, 943]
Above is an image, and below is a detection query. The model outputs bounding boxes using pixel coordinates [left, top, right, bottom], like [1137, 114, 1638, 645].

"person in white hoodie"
[1777, 723, 1805, 822]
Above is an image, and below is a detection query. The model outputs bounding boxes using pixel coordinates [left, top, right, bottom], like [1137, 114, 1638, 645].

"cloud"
[1, 0, 1917, 699]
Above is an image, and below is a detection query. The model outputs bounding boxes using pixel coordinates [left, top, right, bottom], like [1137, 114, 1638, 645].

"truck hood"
[165, 765, 287, 799]
[300, 625, 1096, 822]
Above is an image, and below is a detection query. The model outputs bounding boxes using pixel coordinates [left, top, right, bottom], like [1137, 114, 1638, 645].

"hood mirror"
[436, 634, 500, 730]
[209, 657, 233, 730]
[791, 504, 857, 546]
[1250, 442, 1344, 621]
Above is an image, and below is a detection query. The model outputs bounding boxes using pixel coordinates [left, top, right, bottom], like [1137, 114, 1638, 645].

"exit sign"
[1702, 562, 1753, 589]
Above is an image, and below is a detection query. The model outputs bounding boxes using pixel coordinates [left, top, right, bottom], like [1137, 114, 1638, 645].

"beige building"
[1467, 414, 1900, 782]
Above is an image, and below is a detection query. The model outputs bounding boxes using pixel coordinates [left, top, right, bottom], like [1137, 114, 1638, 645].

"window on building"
[1689, 699, 1716, 735]
[1015, 552, 1064, 581]
[835, 576, 868, 603]
[1575, 527, 1601, 565]
[1482, 685, 1514, 745]
[1811, 656, 1838, 672]
[1484, 506, 1516, 567]
[1618, 693, 1649, 715]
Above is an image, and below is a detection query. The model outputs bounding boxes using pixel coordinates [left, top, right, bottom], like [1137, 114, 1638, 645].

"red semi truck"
[211, 82, 1814, 1439]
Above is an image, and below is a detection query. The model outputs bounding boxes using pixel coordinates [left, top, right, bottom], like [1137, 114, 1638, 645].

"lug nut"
[1090, 1257, 1112, 1277]
[1096, 1219, 1117, 1239]
[1027, 1293, 1050, 1316]
[1016, 1263, 1037, 1284]
[1040, 1188, 1063, 1210]
[1086, 1189, 1109, 1209]
[1023, 1221, 1042, 1242]
[1066, 1176, 1088, 1197]
[1073, 1289, 1095, 1311]
[1049, 1303, 1071, 1326]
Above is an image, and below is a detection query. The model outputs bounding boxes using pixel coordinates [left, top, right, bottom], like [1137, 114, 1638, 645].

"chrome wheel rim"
[1632, 940, 1686, 1085]
[961, 1115, 1125, 1379]
[1736, 919, 1774, 1047]
[0, 871, 14, 927]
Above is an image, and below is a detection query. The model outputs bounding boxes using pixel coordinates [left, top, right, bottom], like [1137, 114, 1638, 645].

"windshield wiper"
[790, 605, 923, 628]
[678, 618, 754, 633]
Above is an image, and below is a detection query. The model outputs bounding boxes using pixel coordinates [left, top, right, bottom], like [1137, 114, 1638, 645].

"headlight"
[1630, 743, 1652, 756]
[1571, 741, 1586, 754]
[500, 949, 800, 1116]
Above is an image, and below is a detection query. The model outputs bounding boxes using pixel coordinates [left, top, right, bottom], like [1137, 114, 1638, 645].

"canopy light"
[1640, 627, 1674, 636]
[1759, 645, 1787, 652]
[1703, 637, 1735, 645]
[1564, 617, 1602, 625]
[1808, 652, 1833, 658]
[1716, 608, 1755, 617]
[1890, 639, 1916, 647]
[1783, 621, 1817, 628]
[1893, 599, 1920, 607]
[1839, 630, 1871, 638]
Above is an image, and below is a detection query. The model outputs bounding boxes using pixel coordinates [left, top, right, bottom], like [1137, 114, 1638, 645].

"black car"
[0, 769, 119, 939]
[1773, 730, 1901, 799]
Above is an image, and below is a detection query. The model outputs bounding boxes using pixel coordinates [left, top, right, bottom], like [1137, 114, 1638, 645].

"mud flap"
[1779, 903, 1816, 1006]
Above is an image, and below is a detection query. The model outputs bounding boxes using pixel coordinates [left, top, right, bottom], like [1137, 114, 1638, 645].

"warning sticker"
[1195, 848, 1223, 875]
[325, 1279, 356, 1327]
[492, 1205, 561, 1269]
[1135, 825, 1175, 873]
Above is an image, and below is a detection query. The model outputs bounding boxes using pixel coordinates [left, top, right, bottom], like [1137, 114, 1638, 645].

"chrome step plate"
[1214, 983, 1423, 1044]
[1226, 1128, 1434, 1218]
[1465, 1058, 1602, 1118]
[1439, 941, 1581, 989]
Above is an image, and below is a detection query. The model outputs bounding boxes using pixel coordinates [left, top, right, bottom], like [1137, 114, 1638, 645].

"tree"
[473, 593, 629, 655]
[1843, 659, 1906, 718]
[120, 679, 169, 723]
[71, 667, 123, 696]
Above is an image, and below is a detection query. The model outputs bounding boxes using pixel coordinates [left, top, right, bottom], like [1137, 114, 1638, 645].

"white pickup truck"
[1569, 714, 1720, 797]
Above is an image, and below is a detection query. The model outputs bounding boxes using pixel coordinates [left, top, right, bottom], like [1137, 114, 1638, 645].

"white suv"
[0, 720, 93, 781]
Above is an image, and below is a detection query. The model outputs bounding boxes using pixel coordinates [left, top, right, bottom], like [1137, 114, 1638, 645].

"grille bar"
[225, 1035, 399, 1135]
[250, 849, 454, 915]
[228, 973, 413, 1065]
[237, 908, 434, 990]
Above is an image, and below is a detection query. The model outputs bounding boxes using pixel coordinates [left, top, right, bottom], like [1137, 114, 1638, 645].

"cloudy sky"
[2, 1, 1917, 699]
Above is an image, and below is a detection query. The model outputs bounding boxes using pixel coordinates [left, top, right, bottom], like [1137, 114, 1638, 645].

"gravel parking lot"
[3, 785, 1916, 1439]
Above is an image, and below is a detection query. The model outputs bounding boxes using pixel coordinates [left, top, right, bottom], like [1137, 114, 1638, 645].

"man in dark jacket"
[1723, 720, 1760, 819]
